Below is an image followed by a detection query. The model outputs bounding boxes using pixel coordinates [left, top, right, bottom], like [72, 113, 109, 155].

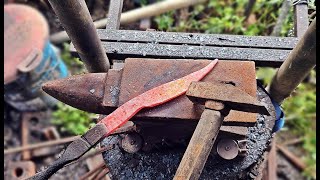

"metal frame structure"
[67, 0, 309, 67]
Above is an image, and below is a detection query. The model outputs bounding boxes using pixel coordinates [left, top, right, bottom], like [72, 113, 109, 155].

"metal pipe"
[48, 0, 110, 72]
[267, 19, 316, 104]
[50, 0, 208, 44]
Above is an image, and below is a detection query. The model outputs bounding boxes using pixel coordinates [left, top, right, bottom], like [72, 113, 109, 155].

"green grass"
[154, 0, 316, 178]
[154, 0, 293, 36]
[52, 102, 96, 135]
[60, 43, 86, 74]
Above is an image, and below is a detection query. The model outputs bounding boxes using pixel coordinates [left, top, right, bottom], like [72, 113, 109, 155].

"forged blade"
[100, 59, 219, 135]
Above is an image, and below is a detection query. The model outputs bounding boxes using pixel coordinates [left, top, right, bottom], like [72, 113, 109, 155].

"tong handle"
[29, 158, 68, 180]
[28, 124, 108, 180]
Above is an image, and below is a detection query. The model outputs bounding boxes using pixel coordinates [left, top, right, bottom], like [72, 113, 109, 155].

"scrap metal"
[21, 113, 32, 160]
[6, 161, 36, 180]
[29, 60, 218, 179]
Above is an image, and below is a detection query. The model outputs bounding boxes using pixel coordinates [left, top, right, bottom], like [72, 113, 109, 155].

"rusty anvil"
[42, 58, 259, 146]
[174, 82, 269, 180]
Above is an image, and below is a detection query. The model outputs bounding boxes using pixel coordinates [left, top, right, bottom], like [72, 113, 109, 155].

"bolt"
[130, 140, 136, 145]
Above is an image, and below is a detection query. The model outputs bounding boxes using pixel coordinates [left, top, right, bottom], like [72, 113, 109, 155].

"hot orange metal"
[99, 59, 218, 135]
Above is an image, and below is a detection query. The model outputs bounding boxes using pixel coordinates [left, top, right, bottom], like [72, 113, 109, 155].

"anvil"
[43, 58, 258, 127]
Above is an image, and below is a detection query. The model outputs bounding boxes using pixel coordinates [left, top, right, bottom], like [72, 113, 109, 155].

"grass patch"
[154, 0, 316, 178]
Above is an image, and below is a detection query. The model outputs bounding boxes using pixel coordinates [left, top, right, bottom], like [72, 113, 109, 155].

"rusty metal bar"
[4, 136, 80, 155]
[48, 0, 110, 72]
[267, 19, 316, 104]
[293, 1, 309, 37]
[105, 0, 123, 30]
[267, 139, 277, 180]
[276, 144, 307, 171]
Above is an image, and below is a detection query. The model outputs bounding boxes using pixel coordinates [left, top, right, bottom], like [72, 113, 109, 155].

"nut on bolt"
[121, 132, 143, 153]
[217, 138, 248, 160]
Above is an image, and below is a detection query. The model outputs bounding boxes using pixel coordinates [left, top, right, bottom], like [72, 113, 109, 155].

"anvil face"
[106, 58, 257, 126]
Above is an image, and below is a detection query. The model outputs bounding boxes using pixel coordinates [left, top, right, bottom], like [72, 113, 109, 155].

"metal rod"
[47, 0, 110, 72]
[49, 0, 208, 44]
[283, 138, 303, 146]
[267, 19, 316, 104]
[4, 124, 132, 155]
[105, 0, 123, 30]
[79, 162, 106, 180]
[267, 139, 277, 180]
[294, 2, 309, 38]
[4, 136, 80, 155]
[276, 144, 306, 171]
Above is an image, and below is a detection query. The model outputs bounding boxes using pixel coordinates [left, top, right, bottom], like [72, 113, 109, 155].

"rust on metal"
[21, 113, 32, 160]
[42, 127, 61, 140]
[7, 161, 36, 179]
[111, 121, 136, 134]
[42, 73, 109, 113]
[82, 124, 108, 146]
[102, 69, 124, 108]
[220, 126, 248, 137]
[120, 132, 143, 153]
[43, 58, 258, 125]
[267, 139, 277, 180]
[186, 81, 270, 116]
[276, 144, 307, 171]
[31, 61, 218, 179]
[99, 60, 218, 134]
[204, 101, 225, 111]
[119, 58, 257, 125]
[4, 4, 48, 84]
